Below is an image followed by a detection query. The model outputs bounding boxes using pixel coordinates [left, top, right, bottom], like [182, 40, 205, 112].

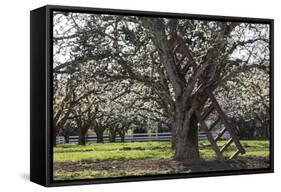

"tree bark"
[96, 130, 104, 143]
[78, 130, 86, 145]
[118, 129, 126, 142]
[171, 126, 176, 150]
[265, 121, 270, 139]
[64, 134, 69, 143]
[120, 135, 125, 142]
[109, 129, 116, 142]
[174, 107, 199, 162]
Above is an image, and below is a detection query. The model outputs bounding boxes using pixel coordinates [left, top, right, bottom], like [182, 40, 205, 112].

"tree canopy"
[53, 12, 270, 161]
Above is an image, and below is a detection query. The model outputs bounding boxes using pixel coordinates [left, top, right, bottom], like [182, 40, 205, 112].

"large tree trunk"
[173, 105, 199, 162]
[141, 18, 202, 162]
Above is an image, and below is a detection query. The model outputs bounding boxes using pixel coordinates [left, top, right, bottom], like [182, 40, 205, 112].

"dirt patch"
[183, 156, 270, 172]
[54, 156, 269, 175]
[54, 158, 180, 173]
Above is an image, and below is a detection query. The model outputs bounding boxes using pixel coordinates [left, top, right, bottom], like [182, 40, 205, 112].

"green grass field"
[53, 140, 270, 180]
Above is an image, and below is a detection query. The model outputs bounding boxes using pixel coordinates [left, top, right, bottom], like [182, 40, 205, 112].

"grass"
[54, 149, 173, 162]
[54, 141, 170, 152]
[199, 140, 269, 158]
[54, 140, 269, 163]
[53, 140, 269, 180]
[54, 141, 172, 162]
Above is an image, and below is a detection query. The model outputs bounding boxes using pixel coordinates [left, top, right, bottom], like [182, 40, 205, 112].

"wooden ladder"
[194, 89, 245, 159]
[169, 35, 246, 160]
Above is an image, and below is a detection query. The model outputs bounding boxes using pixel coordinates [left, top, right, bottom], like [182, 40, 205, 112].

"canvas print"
[52, 11, 271, 181]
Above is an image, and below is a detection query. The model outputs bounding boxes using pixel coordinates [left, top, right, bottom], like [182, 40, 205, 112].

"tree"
[73, 100, 97, 145]
[217, 69, 270, 139]
[60, 120, 78, 143]
[53, 77, 76, 146]
[139, 19, 269, 161]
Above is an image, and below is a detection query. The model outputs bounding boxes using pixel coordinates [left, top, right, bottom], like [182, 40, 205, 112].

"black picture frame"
[30, 4, 274, 187]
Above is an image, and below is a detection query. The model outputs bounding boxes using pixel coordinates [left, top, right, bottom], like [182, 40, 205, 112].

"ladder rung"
[214, 127, 227, 142]
[192, 65, 200, 74]
[195, 111, 224, 159]
[208, 116, 220, 131]
[197, 95, 208, 107]
[176, 53, 187, 65]
[220, 138, 233, 153]
[201, 105, 214, 120]
[173, 44, 181, 53]
[182, 63, 192, 74]
[229, 150, 240, 159]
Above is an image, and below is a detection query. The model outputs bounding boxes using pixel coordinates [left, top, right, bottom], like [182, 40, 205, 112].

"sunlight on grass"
[54, 140, 269, 162]
[54, 149, 173, 162]
[53, 140, 270, 180]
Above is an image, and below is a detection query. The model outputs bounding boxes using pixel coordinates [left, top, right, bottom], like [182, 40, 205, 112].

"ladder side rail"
[206, 90, 245, 154]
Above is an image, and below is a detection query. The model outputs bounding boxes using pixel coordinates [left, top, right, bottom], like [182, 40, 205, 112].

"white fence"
[56, 136, 65, 144]
[56, 131, 230, 145]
